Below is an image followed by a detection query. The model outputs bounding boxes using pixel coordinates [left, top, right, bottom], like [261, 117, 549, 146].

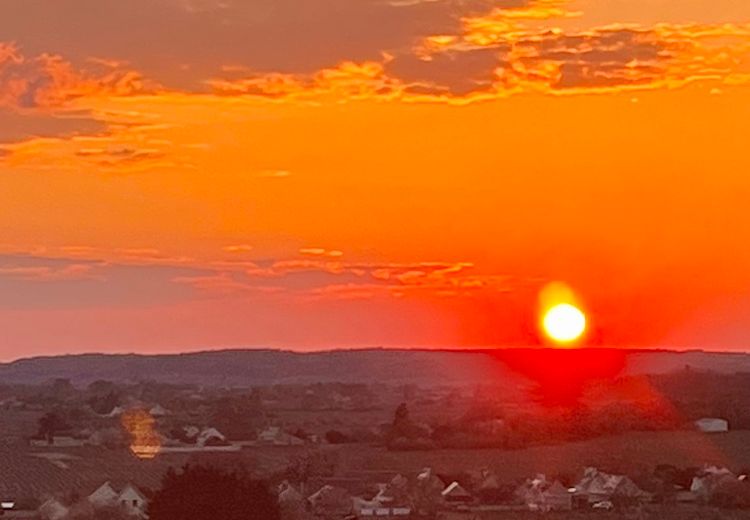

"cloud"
[406, 2, 750, 96]
[0, 244, 196, 268]
[223, 244, 254, 253]
[2, 0, 749, 175]
[0, 42, 148, 110]
[207, 1, 750, 102]
[239, 257, 513, 300]
[0, 109, 105, 143]
[172, 273, 284, 295]
[0, 0, 530, 89]
[209, 61, 404, 101]
[0, 245, 514, 322]
[299, 248, 344, 258]
[0, 263, 101, 282]
[0, 43, 161, 168]
[0, 101, 187, 172]
[0, 252, 212, 309]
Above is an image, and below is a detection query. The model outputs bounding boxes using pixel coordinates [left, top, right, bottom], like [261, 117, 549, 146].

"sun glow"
[543, 303, 587, 344]
[539, 282, 587, 346]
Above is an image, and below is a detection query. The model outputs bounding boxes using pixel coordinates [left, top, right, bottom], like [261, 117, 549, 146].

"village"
[0, 372, 749, 519]
[11, 462, 750, 520]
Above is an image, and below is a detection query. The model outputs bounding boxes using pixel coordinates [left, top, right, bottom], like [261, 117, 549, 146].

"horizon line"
[3, 344, 749, 365]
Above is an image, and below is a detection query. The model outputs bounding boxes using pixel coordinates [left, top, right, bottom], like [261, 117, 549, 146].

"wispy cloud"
[222, 244, 254, 253]
[0, 42, 149, 110]
[0, 263, 102, 282]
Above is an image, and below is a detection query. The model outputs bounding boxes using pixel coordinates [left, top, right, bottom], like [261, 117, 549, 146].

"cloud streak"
[0, 43, 148, 110]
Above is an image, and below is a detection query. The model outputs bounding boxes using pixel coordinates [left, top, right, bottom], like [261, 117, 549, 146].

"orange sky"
[0, 0, 749, 357]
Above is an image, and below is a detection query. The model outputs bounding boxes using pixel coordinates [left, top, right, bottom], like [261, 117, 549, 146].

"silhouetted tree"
[324, 430, 352, 444]
[88, 390, 120, 415]
[37, 411, 69, 441]
[210, 393, 265, 440]
[148, 464, 280, 520]
[386, 403, 430, 448]
[284, 449, 337, 483]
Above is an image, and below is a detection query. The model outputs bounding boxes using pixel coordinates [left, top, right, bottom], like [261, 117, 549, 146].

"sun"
[542, 302, 587, 345]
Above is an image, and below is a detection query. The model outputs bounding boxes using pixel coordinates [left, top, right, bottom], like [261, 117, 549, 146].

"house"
[118, 484, 149, 517]
[353, 498, 411, 518]
[196, 427, 227, 447]
[354, 474, 412, 518]
[442, 482, 472, 503]
[695, 418, 729, 433]
[308, 485, 353, 519]
[574, 468, 649, 506]
[88, 481, 148, 518]
[278, 482, 306, 520]
[89, 482, 120, 507]
[38, 498, 69, 520]
[413, 468, 446, 514]
[257, 426, 305, 446]
[372, 474, 410, 505]
[416, 468, 445, 493]
[279, 481, 304, 505]
[544, 480, 574, 511]
[149, 405, 169, 417]
[516, 475, 573, 511]
[105, 406, 126, 418]
[184, 425, 200, 438]
[474, 469, 500, 493]
[690, 466, 737, 501]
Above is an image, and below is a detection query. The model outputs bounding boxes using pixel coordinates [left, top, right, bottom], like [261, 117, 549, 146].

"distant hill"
[0, 348, 749, 387]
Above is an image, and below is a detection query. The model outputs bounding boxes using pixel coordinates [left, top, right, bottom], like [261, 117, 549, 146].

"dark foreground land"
[2, 348, 750, 518]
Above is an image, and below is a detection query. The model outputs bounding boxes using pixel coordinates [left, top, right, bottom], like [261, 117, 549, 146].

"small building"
[88, 482, 119, 507]
[278, 481, 306, 520]
[308, 485, 353, 519]
[257, 426, 304, 446]
[574, 468, 649, 507]
[416, 468, 445, 493]
[516, 475, 572, 512]
[354, 500, 411, 518]
[441, 482, 472, 503]
[690, 466, 737, 500]
[695, 418, 729, 433]
[105, 406, 125, 418]
[38, 499, 69, 520]
[149, 405, 169, 417]
[88, 481, 149, 518]
[196, 427, 227, 447]
[117, 484, 148, 517]
[355, 474, 412, 518]
[544, 480, 574, 511]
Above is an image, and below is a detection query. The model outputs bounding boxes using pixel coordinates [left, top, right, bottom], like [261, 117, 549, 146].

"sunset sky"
[1, 0, 750, 358]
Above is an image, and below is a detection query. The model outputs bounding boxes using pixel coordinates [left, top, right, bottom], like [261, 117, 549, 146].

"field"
[323, 431, 750, 479]
[1, 428, 749, 511]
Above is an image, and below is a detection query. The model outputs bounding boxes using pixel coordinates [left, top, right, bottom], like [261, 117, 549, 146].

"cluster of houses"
[2, 464, 749, 519]
[30, 401, 312, 452]
[274, 464, 750, 519]
[34, 481, 149, 520]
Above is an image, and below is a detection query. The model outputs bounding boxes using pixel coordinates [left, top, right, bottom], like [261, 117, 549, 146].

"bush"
[149, 464, 280, 520]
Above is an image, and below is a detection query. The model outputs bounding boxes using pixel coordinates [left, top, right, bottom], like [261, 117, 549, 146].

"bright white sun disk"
[543, 303, 586, 344]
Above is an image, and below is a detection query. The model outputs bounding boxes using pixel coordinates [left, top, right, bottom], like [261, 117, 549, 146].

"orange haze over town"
[1, 0, 750, 358]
